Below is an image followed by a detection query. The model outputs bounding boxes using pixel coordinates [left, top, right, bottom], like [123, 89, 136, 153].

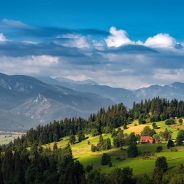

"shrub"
[101, 153, 111, 165]
[150, 115, 160, 122]
[179, 118, 183, 125]
[78, 130, 85, 142]
[123, 124, 128, 129]
[127, 144, 138, 158]
[160, 128, 172, 141]
[141, 126, 156, 136]
[167, 139, 174, 149]
[139, 117, 146, 124]
[69, 134, 76, 144]
[176, 130, 184, 145]
[152, 122, 158, 129]
[170, 148, 178, 152]
[91, 144, 97, 152]
[165, 119, 175, 125]
[155, 156, 168, 172]
[156, 146, 163, 152]
[91, 128, 99, 137]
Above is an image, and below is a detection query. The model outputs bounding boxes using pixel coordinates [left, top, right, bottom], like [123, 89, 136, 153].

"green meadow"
[45, 119, 184, 176]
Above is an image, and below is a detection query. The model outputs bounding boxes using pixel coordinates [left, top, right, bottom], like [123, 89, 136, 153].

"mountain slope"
[38, 76, 136, 107]
[38, 76, 184, 107]
[0, 73, 113, 131]
[135, 82, 184, 100]
[2, 73, 184, 131]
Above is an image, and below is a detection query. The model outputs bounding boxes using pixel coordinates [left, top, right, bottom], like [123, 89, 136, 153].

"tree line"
[0, 143, 182, 184]
[6, 97, 184, 149]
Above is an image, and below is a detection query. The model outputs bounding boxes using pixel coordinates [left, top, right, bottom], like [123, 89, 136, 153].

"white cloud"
[2, 19, 31, 29]
[153, 68, 184, 82]
[0, 24, 184, 89]
[0, 33, 7, 42]
[57, 34, 90, 49]
[65, 74, 89, 81]
[145, 33, 176, 48]
[105, 27, 178, 49]
[105, 27, 133, 47]
[26, 55, 59, 66]
[0, 55, 59, 75]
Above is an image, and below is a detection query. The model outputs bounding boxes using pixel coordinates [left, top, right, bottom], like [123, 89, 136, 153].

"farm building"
[140, 136, 158, 144]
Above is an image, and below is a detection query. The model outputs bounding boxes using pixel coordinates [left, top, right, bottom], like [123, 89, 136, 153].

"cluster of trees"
[69, 131, 86, 144]
[1, 142, 183, 184]
[101, 153, 112, 166]
[13, 118, 87, 147]
[90, 128, 140, 157]
[91, 135, 111, 152]
[112, 128, 124, 148]
[0, 144, 85, 184]
[165, 119, 176, 125]
[141, 126, 156, 137]
[0, 142, 137, 184]
[131, 97, 184, 123]
[10, 103, 128, 149]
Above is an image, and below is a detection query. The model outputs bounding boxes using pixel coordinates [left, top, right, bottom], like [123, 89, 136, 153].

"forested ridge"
[1, 97, 184, 184]
[11, 97, 184, 147]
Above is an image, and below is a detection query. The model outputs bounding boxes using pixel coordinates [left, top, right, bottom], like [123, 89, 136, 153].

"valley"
[0, 131, 24, 145]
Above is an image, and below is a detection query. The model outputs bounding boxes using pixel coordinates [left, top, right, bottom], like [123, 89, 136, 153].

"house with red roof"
[140, 136, 158, 144]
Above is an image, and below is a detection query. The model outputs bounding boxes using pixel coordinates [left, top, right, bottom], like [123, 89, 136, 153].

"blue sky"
[0, 0, 184, 89]
[1, 0, 184, 40]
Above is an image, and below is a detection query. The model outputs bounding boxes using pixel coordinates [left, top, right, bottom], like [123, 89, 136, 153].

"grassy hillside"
[124, 119, 184, 139]
[45, 119, 184, 176]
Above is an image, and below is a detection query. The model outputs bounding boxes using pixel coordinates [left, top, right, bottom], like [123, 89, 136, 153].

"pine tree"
[69, 134, 76, 144]
[78, 131, 85, 142]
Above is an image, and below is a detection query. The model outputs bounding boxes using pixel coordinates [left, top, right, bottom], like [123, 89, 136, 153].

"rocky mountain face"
[0, 73, 113, 131]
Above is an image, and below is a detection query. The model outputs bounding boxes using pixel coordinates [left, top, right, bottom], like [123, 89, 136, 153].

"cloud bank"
[0, 20, 184, 89]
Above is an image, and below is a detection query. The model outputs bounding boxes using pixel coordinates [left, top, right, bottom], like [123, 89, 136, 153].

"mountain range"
[1, 73, 184, 131]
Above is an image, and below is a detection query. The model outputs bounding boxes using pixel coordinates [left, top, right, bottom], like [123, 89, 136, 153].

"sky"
[0, 0, 184, 89]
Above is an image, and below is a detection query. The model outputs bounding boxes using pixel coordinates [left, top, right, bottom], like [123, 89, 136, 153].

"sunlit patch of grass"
[44, 119, 184, 176]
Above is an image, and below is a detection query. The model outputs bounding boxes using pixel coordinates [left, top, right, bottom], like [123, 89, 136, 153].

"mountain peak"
[171, 82, 184, 87]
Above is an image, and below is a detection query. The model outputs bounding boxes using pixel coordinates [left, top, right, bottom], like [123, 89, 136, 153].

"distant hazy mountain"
[38, 76, 137, 107]
[39, 76, 184, 107]
[2, 72, 184, 131]
[0, 73, 113, 131]
[135, 82, 184, 100]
